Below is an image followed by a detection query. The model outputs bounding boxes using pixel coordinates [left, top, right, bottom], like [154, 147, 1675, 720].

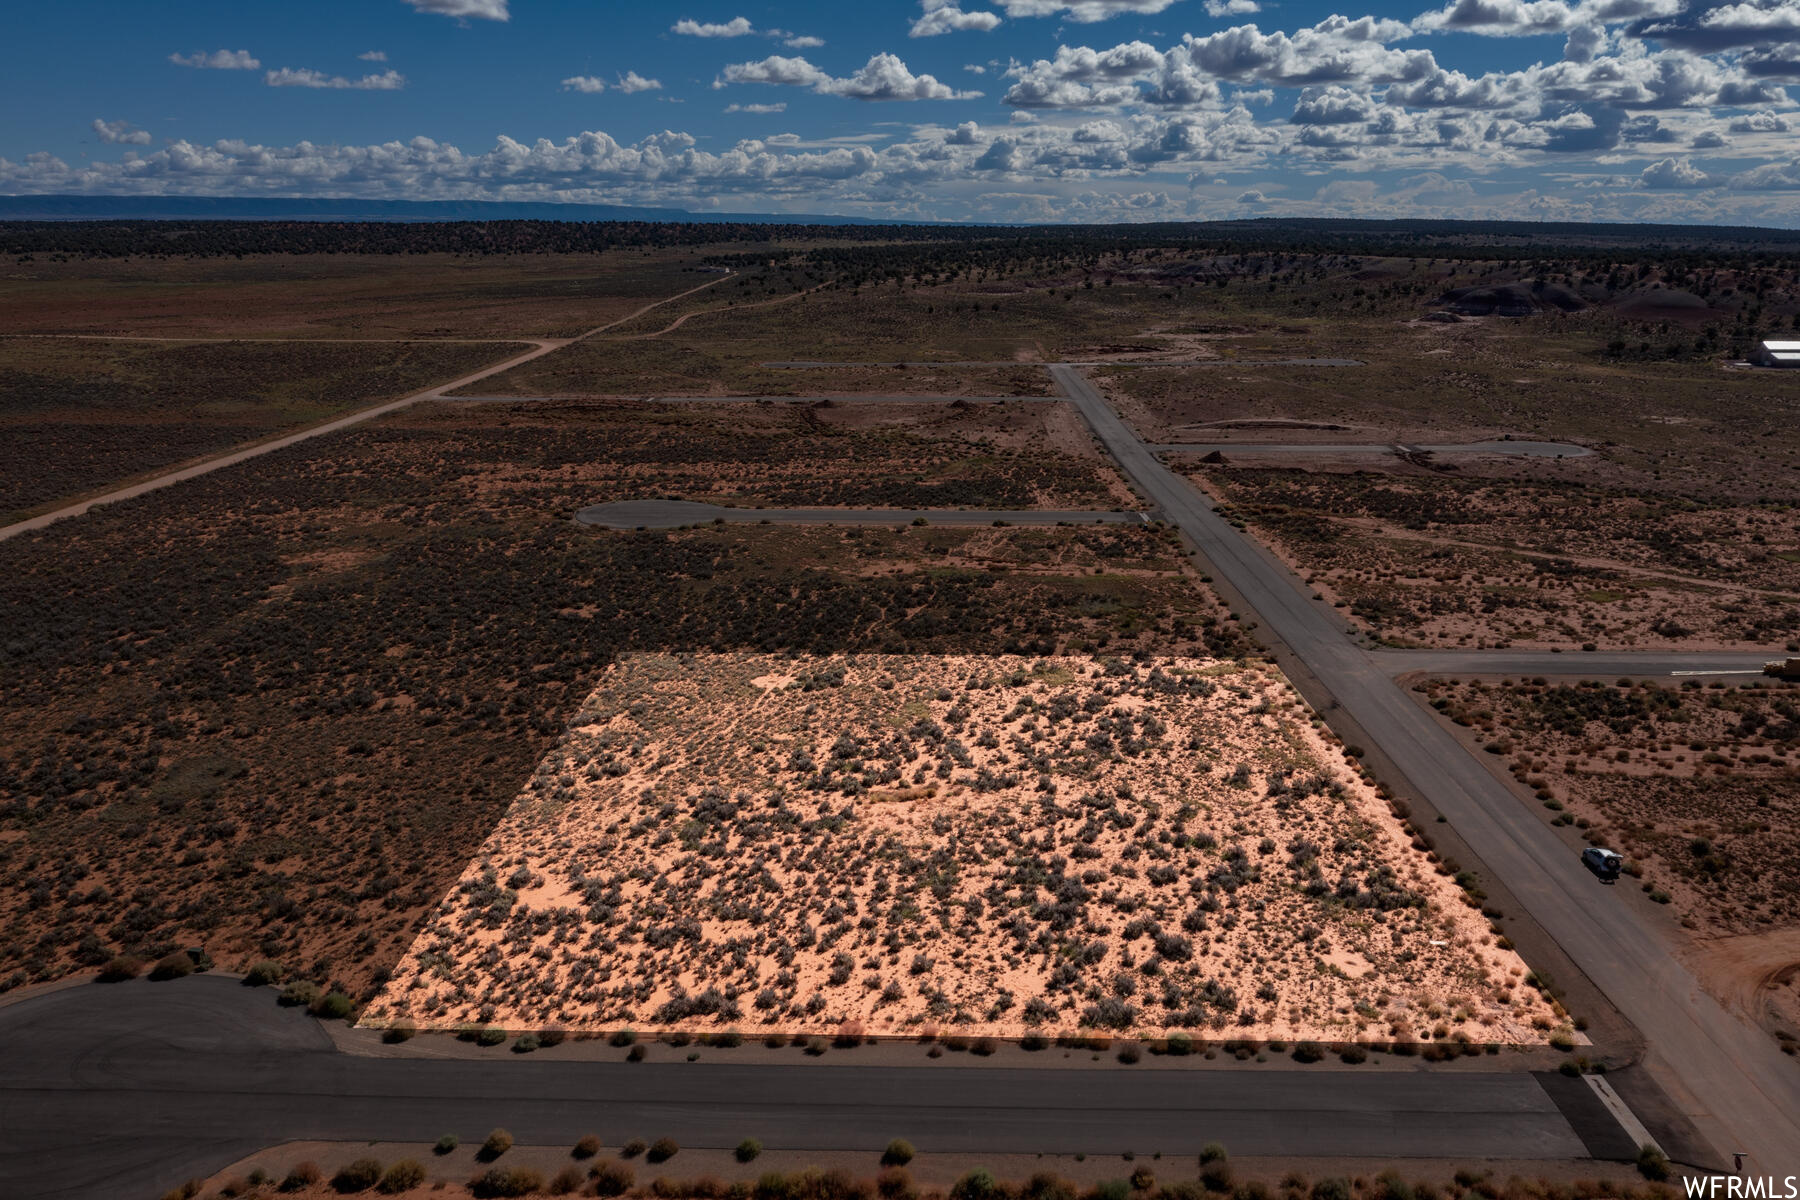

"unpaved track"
[764, 358, 1364, 369]
[1151, 440, 1591, 459]
[575, 499, 1142, 529]
[1049, 363, 1800, 1170]
[0, 272, 732, 543]
[1370, 650, 1778, 677]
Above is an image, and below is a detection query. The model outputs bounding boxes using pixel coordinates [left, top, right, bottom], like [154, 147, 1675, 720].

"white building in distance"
[1754, 339, 1800, 367]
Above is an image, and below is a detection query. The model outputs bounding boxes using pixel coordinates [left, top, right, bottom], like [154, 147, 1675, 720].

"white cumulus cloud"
[673, 16, 755, 36]
[266, 67, 407, 90]
[169, 49, 260, 70]
[998, 0, 1184, 20]
[402, 0, 509, 19]
[561, 76, 608, 93]
[92, 118, 151, 145]
[722, 53, 982, 100]
[1640, 155, 1715, 186]
[912, 0, 1004, 36]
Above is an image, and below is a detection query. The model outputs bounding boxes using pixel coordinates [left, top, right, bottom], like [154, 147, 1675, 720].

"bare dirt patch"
[366, 652, 1558, 1046]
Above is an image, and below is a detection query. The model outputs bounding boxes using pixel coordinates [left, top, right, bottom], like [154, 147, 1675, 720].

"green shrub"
[477, 1026, 508, 1047]
[611, 1028, 638, 1046]
[242, 961, 284, 987]
[376, 1160, 425, 1195]
[1636, 1146, 1671, 1181]
[279, 1163, 321, 1193]
[1093, 1181, 1131, 1200]
[433, 1135, 458, 1156]
[1164, 1033, 1193, 1057]
[1337, 1045, 1367, 1065]
[736, 1139, 764, 1163]
[712, 1029, 744, 1047]
[311, 991, 354, 1020]
[1371, 1172, 1412, 1200]
[470, 1167, 544, 1198]
[878, 1168, 918, 1200]
[1202, 1160, 1234, 1193]
[1291, 1041, 1324, 1063]
[881, 1139, 916, 1167]
[951, 1169, 1000, 1200]
[1021, 1172, 1075, 1200]
[478, 1128, 514, 1162]
[549, 1165, 586, 1195]
[647, 1137, 679, 1163]
[278, 981, 320, 1008]
[1199, 1144, 1228, 1165]
[1130, 1167, 1156, 1191]
[755, 1171, 795, 1200]
[149, 954, 195, 982]
[573, 1134, 601, 1159]
[331, 1157, 383, 1193]
[512, 1033, 541, 1054]
[98, 956, 141, 982]
[589, 1159, 634, 1197]
[621, 1138, 648, 1159]
[627, 1044, 647, 1061]
[1020, 1033, 1049, 1052]
[1310, 1179, 1351, 1200]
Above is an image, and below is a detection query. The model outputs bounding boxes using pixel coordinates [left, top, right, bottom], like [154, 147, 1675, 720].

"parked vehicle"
[1764, 658, 1800, 680]
[1582, 847, 1623, 882]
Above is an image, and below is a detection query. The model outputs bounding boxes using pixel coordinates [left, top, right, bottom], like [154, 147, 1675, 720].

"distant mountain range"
[4, 196, 1800, 255]
[0, 194, 908, 225]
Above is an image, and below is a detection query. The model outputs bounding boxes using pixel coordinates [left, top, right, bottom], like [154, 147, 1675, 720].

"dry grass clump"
[367, 652, 1554, 1044]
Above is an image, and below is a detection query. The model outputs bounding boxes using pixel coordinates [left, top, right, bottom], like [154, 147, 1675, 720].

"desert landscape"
[4, 215, 1800, 1194]
[366, 652, 1559, 1047]
[1194, 467, 1800, 651]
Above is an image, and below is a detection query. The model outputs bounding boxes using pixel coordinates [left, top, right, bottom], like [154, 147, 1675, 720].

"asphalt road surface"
[575, 500, 1142, 529]
[1151, 441, 1591, 459]
[0, 977, 1615, 1200]
[1047, 364, 1800, 1170]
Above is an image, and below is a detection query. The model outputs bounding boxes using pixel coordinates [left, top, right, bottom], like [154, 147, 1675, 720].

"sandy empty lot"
[367, 653, 1557, 1046]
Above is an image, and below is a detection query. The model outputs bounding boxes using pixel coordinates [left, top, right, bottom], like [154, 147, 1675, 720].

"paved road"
[1153, 441, 1591, 459]
[0, 977, 1612, 1200]
[1368, 650, 1778, 678]
[0, 273, 735, 544]
[575, 500, 1142, 529]
[1047, 365, 1800, 1171]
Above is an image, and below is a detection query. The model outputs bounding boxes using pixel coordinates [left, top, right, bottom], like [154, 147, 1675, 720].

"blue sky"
[4, 0, 1799, 224]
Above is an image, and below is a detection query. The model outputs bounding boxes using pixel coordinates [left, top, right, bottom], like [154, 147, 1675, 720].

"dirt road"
[0, 272, 733, 543]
